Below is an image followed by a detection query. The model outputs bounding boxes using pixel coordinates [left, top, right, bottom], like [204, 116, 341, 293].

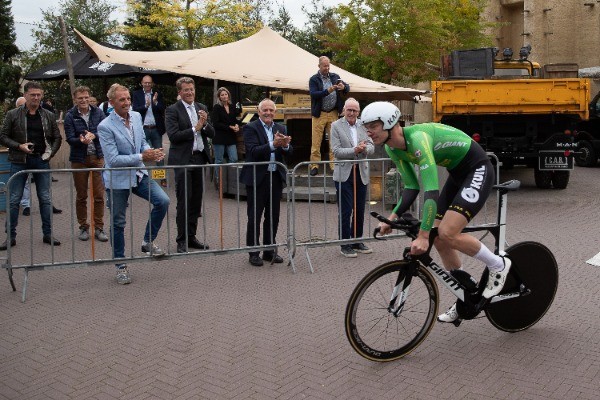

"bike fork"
[388, 271, 413, 317]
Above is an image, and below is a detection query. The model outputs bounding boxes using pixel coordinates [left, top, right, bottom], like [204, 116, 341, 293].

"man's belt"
[143, 125, 156, 129]
[321, 108, 336, 113]
[192, 150, 203, 155]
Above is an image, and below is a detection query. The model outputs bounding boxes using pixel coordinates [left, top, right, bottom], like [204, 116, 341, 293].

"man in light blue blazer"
[97, 83, 170, 285]
[330, 97, 375, 258]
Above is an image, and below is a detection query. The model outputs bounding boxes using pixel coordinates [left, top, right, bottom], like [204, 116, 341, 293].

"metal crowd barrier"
[1, 155, 500, 302]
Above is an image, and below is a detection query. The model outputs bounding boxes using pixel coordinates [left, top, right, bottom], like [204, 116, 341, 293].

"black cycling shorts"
[435, 154, 495, 223]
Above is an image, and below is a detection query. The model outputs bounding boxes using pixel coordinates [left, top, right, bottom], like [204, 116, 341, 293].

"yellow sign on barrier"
[151, 169, 166, 180]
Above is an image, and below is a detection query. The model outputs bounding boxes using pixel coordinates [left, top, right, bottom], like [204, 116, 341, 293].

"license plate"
[538, 151, 574, 170]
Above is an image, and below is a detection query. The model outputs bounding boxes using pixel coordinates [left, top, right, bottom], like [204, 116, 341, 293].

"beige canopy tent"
[75, 27, 426, 101]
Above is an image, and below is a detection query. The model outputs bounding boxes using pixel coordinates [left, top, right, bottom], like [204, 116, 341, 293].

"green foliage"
[121, 0, 263, 50]
[29, 0, 119, 69]
[323, 0, 494, 84]
[0, 0, 21, 103]
[20, 0, 119, 117]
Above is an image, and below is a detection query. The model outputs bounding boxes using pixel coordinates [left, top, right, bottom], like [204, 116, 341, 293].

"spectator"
[165, 77, 214, 253]
[97, 84, 170, 285]
[63, 86, 108, 242]
[132, 75, 167, 187]
[12, 96, 62, 217]
[98, 98, 114, 117]
[88, 96, 98, 107]
[210, 86, 240, 187]
[330, 98, 374, 257]
[308, 56, 349, 176]
[0, 81, 62, 250]
[239, 99, 292, 267]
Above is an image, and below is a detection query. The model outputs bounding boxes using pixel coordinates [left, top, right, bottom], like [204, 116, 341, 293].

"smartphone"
[27, 144, 34, 150]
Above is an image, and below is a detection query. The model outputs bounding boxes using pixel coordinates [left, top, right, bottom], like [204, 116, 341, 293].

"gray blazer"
[330, 117, 374, 185]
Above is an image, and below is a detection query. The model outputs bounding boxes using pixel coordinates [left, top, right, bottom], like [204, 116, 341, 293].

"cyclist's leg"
[440, 160, 511, 298]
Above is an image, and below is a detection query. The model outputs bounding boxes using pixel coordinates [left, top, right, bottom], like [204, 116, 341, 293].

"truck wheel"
[575, 140, 597, 167]
[551, 171, 570, 189]
[534, 168, 552, 189]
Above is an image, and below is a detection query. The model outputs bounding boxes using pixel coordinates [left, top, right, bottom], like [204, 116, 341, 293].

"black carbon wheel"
[345, 261, 438, 362]
[485, 241, 558, 332]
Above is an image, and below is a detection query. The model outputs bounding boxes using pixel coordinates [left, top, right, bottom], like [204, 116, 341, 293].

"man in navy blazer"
[132, 75, 167, 186]
[165, 77, 215, 253]
[97, 84, 170, 285]
[308, 56, 349, 176]
[239, 99, 292, 267]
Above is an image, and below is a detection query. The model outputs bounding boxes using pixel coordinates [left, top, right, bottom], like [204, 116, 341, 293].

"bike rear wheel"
[345, 260, 439, 362]
[485, 241, 558, 332]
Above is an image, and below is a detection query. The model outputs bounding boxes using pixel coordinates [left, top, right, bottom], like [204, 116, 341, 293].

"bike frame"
[388, 182, 520, 315]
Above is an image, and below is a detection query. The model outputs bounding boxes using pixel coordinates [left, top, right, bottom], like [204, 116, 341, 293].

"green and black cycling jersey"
[386, 123, 492, 231]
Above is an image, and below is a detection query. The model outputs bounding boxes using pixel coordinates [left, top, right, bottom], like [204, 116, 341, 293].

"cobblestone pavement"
[1, 165, 599, 399]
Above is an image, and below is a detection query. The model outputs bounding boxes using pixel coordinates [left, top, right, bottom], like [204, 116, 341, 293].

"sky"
[11, 0, 349, 51]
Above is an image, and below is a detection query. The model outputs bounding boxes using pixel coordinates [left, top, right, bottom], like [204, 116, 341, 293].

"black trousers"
[174, 152, 206, 243]
[246, 171, 283, 257]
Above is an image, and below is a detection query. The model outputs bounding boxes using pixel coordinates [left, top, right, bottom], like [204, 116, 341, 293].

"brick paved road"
[1, 165, 599, 399]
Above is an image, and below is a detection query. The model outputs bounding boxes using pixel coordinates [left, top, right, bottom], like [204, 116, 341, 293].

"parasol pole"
[59, 16, 76, 96]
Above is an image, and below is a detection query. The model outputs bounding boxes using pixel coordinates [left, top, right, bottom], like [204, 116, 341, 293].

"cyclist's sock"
[473, 243, 504, 272]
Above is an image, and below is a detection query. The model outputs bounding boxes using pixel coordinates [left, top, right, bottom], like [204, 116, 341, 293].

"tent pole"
[59, 16, 76, 96]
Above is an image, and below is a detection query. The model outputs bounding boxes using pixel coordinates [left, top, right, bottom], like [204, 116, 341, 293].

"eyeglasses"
[345, 109, 359, 113]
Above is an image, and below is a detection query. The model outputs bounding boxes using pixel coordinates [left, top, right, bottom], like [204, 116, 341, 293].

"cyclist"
[360, 101, 511, 323]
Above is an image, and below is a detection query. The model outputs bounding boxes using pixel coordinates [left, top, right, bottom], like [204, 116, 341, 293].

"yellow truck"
[432, 47, 581, 189]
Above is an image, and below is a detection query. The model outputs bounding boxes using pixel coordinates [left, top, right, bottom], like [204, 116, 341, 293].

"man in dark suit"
[165, 77, 215, 253]
[132, 75, 167, 186]
[239, 99, 292, 267]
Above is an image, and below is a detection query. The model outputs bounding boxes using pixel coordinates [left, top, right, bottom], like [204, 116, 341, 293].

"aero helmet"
[361, 102, 402, 130]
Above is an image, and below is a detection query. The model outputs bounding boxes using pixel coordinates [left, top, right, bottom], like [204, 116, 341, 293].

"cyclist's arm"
[413, 131, 439, 233]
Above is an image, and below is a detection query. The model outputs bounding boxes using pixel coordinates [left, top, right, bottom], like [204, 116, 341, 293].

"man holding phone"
[0, 81, 62, 250]
[308, 56, 350, 176]
[64, 86, 108, 242]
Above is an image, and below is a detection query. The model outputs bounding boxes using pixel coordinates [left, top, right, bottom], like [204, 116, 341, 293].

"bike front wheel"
[485, 241, 558, 332]
[345, 260, 439, 362]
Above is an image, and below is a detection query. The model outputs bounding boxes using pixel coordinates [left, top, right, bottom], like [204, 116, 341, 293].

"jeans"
[20, 176, 31, 208]
[143, 126, 164, 167]
[335, 169, 367, 242]
[6, 157, 52, 238]
[72, 156, 105, 230]
[213, 144, 238, 182]
[106, 174, 169, 264]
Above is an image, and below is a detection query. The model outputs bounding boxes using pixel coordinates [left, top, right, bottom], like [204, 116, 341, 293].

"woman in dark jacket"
[210, 87, 240, 185]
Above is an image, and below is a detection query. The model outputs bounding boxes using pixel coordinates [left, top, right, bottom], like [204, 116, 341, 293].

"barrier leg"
[304, 247, 314, 274]
[7, 267, 16, 291]
[21, 269, 29, 303]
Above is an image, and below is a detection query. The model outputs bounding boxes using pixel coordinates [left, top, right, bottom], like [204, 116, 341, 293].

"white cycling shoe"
[482, 256, 512, 299]
[437, 303, 459, 323]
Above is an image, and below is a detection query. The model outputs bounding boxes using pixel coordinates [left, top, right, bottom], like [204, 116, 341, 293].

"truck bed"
[432, 78, 590, 121]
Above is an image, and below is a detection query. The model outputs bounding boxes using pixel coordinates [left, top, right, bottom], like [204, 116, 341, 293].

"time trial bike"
[344, 180, 558, 362]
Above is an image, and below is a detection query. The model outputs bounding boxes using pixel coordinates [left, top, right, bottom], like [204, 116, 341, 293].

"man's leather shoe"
[249, 255, 263, 267]
[177, 243, 187, 253]
[263, 253, 284, 263]
[309, 167, 318, 176]
[22, 207, 30, 216]
[0, 239, 16, 250]
[188, 237, 209, 250]
[43, 235, 61, 246]
[52, 206, 62, 214]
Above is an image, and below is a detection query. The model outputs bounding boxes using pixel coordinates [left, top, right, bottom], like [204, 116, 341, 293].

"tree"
[0, 0, 21, 106]
[30, 0, 119, 66]
[269, 4, 299, 43]
[121, 0, 263, 50]
[123, 0, 180, 51]
[293, 0, 337, 57]
[21, 0, 119, 115]
[323, 0, 494, 84]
